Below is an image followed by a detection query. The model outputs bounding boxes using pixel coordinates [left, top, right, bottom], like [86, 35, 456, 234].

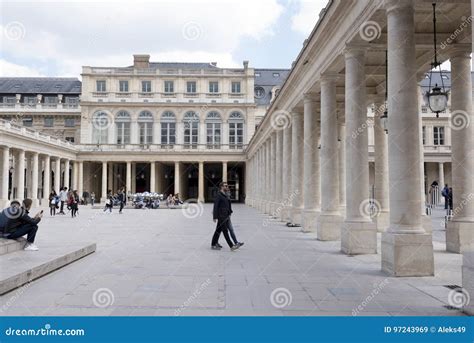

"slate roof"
[254, 68, 290, 106]
[0, 77, 81, 94]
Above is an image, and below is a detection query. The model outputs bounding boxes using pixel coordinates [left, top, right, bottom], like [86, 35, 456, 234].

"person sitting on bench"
[2, 198, 42, 251]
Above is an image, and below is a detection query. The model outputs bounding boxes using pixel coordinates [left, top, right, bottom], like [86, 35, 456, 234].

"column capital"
[447, 44, 472, 59]
[343, 44, 368, 58]
[384, 0, 414, 14]
[303, 93, 319, 103]
[320, 72, 340, 83]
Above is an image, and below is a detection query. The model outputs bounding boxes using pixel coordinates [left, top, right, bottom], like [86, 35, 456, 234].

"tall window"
[186, 81, 197, 94]
[138, 111, 153, 144]
[422, 126, 426, 145]
[141, 81, 152, 93]
[183, 111, 199, 148]
[44, 117, 54, 127]
[433, 126, 445, 146]
[116, 110, 131, 145]
[161, 111, 176, 146]
[206, 112, 221, 149]
[65, 118, 75, 127]
[92, 111, 109, 144]
[119, 80, 129, 92]
[164, 81, 174, 93]
[209, 81, 219, 93]
[231, 81, 241, 94]
[96, 80, 106, 92]
[229, 111, 244, 149]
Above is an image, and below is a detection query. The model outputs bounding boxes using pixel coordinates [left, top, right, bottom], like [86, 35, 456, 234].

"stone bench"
[0, 237, 26, 256]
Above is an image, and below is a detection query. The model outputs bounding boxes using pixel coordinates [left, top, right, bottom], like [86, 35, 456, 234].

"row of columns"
[246, 0, 473, 276]
[0, 147, 80, 208]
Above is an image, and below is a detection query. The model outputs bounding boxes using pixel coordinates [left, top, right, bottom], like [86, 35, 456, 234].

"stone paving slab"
[0, 205, 465, 316]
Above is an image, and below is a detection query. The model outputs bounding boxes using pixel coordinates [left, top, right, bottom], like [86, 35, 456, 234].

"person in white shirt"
[58, 187, 68, 214]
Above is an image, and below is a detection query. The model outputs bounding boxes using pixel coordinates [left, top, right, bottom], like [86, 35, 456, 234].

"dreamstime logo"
[91, 112, 113, 131]
[359, 21, 381, 42]
[181, 199, 204, 219]
[440, 16, 473, 49]
[359, 198, 381, 219]
[175, 278, 212, 316]
[182, 21, 202, 41]
[3, 21, 26, 41]
[448, 287, 470, 308]
[270, 110, 292, 131]
[270, 287, 292, 308]
[3, 202, 22, 220]
[352, 279, 389, 316]
[449, 110, 470, 131]
[92, 288, 115, 308]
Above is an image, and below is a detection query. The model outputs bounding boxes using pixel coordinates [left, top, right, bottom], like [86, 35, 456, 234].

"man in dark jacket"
[1, 198, 42, 251]
[211, 182, 239, 251]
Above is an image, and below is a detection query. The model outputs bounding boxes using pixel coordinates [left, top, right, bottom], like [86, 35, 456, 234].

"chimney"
[133, 54, 150, 68]
[243, 60, 249, 69]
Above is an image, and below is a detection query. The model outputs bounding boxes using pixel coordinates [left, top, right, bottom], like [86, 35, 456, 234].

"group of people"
[48, 187, 80, 218]
[166, 194, 183, 207]
[104, 188, 126, 214]
[0, 198, 42, 251]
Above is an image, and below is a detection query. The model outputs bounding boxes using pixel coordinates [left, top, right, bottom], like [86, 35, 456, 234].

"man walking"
[211, 182, 239, 251]
[118, 187, 126, 214]
[225, 188, 244, 248]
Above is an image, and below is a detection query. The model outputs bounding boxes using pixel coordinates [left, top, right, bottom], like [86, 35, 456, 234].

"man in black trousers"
[211, 182, 239, 251]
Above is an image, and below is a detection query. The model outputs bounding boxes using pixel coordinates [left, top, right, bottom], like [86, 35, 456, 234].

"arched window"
[91, 111, 110, 144]
[115, 110, 131, 144]
[229, 111, 244, 149]
[206, 111, 221, 149]
[138, 111, 153, 144]
[183, 111, 199, 148]
[160, 111, 176, 146]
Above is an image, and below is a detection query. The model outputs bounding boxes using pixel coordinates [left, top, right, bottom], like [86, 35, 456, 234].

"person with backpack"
[48, 190, 58, 216]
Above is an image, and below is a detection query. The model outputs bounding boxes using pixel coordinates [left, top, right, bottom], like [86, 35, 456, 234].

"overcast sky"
[0, 0, 328, 78]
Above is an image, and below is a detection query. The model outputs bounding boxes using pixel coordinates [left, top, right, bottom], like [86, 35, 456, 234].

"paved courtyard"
[0, 204, 465, 316]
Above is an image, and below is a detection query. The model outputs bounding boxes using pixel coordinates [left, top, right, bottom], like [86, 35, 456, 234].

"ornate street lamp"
[425, 3, 449, 117]
[380, 50, 388, 134]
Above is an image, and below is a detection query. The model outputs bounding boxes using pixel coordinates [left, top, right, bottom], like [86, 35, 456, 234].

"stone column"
[72, 162, 78, 191]
[64, 159, 70, 190]
[338, 119, 346, 215]
[126, 162, 132, 194]
[382, 0, 434, 276]
[222, 162, 228, 182]
[198, 161, 204, 202]
[31, 152, 39, 207]
[54, 157, 61, 193]
[302, 95, 320, 232]
[275, 130, 283, 217]
[42, 155, 51, 204]
[373, 97, 390, 232]
[281, 121, 293, 222]
[131, 163, 136, 193]
[342, 47, 377, 254]
[174, 162, 181, 196]
[16, 149, 25, 200]
[290, 111, 304, 225]
[264, 140, 271, 214]
[101, 161, 108, 203]
[438, 163, 445, 190]
[317, 74, 342, 240]
[77, 161, 83, 200]
[447, 46, 474, 253]
[418, 87, 432, 233]
[108, 162, 113, 191]
[270, 132, 277, 216]
[1, 147, 10, 207]
[150, 162, 156, 192]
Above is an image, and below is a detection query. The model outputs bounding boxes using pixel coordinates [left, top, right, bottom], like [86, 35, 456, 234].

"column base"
[264, 201, 272, 214]
[446, 220, 474, 253]
[270, 202, 278, 217]
[462, 251, 474, 315]
[301, 209, 319, 233]
[0, 199, 10, 208]
[271, 202, 283, 219]
[280, 206, 291, 223]
[381, 231, 434, 277]
[341, 220, 377, 255]
[422, 214, 432, 233]
[289, 207, 303, 226]
[31, 198, 40, 208]
[374, 211, 390, 232]
[316, 213, 342, 241]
